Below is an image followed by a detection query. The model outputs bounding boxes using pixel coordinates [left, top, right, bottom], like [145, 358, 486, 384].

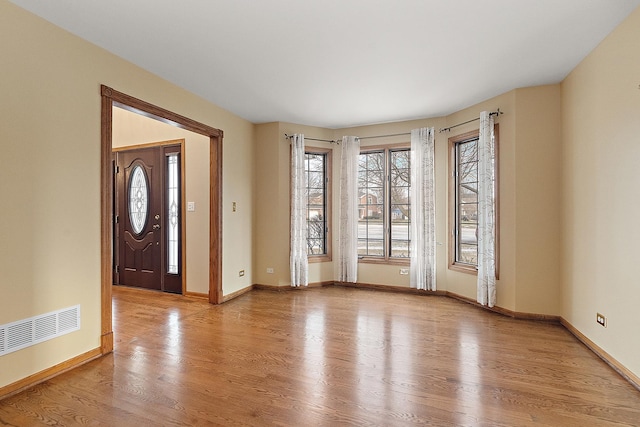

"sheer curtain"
[338, 135, 360, 283]
[477, 112, 496, 306]
[290, 134, 308, 287]
[410, 127, 436, 291]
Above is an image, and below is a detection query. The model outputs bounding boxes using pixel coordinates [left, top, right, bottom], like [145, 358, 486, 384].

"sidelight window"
[167, 154, 180, 274]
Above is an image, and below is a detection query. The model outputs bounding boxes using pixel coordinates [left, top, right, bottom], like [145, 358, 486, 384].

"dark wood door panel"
[116, 148, 162, 290]
[114, 144, 183, 294]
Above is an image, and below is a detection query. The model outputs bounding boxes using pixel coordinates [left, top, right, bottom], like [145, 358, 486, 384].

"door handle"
[152, 224, 161, 230]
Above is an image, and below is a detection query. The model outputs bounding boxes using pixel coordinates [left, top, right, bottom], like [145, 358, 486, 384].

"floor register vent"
[0, 305, 80, 357]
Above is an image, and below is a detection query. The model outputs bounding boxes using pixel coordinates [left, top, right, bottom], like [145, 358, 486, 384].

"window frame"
[304, 146, 332, 263]
[358, 144, 411, 266]
[448, 127, 500, 277]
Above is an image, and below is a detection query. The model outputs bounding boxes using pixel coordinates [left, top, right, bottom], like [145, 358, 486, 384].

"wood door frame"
[113, 140, 187, 294]
[100, 85, 223, 354]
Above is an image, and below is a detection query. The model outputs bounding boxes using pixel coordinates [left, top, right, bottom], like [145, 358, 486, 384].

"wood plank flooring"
[1, 286, 639, 426]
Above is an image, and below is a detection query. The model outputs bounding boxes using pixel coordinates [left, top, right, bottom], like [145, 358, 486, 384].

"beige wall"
[112, 108, 211, 294]
[514, 86, 562, 315]
[561, 6, 640, 378]
[253, 122, 286, 286]
[0, 0, 253, 387]
[253, 122, 336, 286]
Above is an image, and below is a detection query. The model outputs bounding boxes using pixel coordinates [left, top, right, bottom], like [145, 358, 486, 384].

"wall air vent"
[0, 305, 80, 357]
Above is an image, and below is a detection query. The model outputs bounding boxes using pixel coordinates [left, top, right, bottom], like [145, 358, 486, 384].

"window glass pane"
[307, 238, 324, 255]
[305, 152, 327, 256]
[391, 173, 410, 187]
[391, 187, 409, 205]
[360, 239, 384, 256]
[459, 162, 477, 184]
[128, 165, 148, 235]
[459, 140, 477, 163]
[357, 222, 383, 256]
[368, 170, 385, 187]
[364, 222, 383, 240]
[450, 131, 500, 272]
[167, 154, 179, 274]
[390, 149, 410, 258]
[459, 203, 477, 224]
[358, 152, 385, 257]
[391, 149, 410, 167]
[458, 243, 478, 265]
[358, 148, 411, 259]
[391, 240, 409, 258]
[459, 183, 478, 202]
[307, 154, 324, 172]
[307, 171, 324, 189]
[459, 222, 477, 244]
[454, 137, 480, 266]
[308, 188, 324, 208]
[357, 222, 368, 239]
[391, 205, 410, 223]
[369, 240, 384, 256]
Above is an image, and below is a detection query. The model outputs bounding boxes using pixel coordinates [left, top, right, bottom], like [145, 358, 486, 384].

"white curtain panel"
[410, 127, 436, 291]
[338, 135, 360, 283]
[290, 134, 308, 287]
[477, 112, 497, 306]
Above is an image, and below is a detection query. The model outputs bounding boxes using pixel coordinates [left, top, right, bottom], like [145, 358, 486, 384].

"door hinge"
[114, 165, 120, 174]
[115, 265, 120, 273]
[115, 215, 119, 223]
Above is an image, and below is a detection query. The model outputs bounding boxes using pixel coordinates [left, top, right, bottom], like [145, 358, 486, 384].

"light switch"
[187, 202, 196, 212]
[232, 201, 237, 212]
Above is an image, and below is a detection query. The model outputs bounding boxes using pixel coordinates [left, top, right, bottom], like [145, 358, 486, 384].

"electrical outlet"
[187, 202, 196, 212]
[266, 268, 274, 274]
[399, 268, 409, 275]
[596, 313, 607, 327]
[239, 270, 245, 277]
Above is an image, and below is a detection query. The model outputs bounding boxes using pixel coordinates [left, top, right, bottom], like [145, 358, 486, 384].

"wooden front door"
[114, 145, 182, 293]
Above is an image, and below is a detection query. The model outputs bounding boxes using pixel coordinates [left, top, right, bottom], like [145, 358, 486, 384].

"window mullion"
[385, 148, 391, 260]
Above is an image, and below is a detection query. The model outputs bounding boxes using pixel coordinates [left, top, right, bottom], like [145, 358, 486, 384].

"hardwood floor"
[1, 286, 639, 426]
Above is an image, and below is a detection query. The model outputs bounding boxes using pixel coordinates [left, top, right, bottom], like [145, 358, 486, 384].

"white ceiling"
[10, 0, 640, 128]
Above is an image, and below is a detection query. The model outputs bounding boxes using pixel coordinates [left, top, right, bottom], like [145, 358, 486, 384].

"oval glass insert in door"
[128, 164, 149, 234]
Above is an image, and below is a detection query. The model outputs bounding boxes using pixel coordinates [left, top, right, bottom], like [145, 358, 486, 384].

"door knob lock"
[152, 224, 161, 229]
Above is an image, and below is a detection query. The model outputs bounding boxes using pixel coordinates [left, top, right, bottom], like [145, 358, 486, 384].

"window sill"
[309, 255, 332, 264]
[448, 262, 500, 279]
[448, 263, 478, 276]
[358, 257, 410, 266]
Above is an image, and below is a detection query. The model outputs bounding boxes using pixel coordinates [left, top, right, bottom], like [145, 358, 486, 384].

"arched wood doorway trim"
[100, 85, 223, 353]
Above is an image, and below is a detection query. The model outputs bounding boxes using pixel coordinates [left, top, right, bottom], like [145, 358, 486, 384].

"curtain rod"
[284, 132, 412, 144]
[438, 109, 503, 133]
[284, 134, 339, 144]
[284, 109, 503, 142]
[359, 132, 409, 140]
